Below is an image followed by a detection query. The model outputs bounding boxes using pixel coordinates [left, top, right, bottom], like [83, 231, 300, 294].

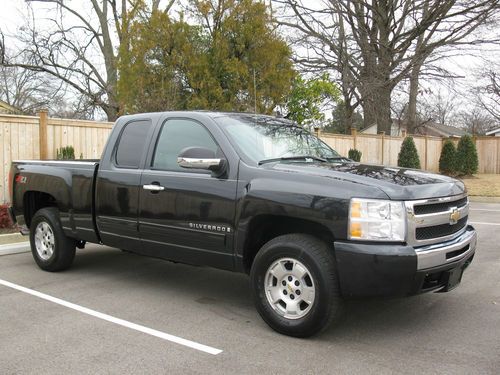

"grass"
[459, 174, 500, 197]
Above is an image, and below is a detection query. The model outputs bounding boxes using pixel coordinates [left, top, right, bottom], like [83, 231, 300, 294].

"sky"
[1, 0, 498, 123]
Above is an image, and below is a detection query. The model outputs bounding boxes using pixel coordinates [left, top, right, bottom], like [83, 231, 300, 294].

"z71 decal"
[15, 175, 27, 184]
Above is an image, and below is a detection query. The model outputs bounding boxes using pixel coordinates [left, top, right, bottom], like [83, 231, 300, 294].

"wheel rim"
[34, 222, 55, 261]
[264, 258, 316, 320]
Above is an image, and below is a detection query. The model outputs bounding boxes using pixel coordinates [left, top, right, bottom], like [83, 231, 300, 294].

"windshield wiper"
[258, 155, 328, 165]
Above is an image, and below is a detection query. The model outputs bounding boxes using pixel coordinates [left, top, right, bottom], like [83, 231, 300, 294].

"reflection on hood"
[323, 163, 453, 186]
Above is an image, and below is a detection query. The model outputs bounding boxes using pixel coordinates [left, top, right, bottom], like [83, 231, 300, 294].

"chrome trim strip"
[13, 160, 98, 166]
[415, 228, 476, 270]
[177, 157, 221, 169]
[409, 192, 468, 207]
[413, 204, 469, 227]
[97, 216, 137, 224]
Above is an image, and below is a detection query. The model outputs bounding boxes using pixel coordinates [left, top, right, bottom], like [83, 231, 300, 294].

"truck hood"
[264, 162, 465, 200]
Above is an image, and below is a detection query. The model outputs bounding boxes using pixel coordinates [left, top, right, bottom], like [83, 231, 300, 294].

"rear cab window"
[115, 120, 152, 168]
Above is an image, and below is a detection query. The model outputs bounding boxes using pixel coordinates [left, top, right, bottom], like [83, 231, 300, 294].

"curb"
[0, 233, 27, 246]
[0, 241, 30, 256]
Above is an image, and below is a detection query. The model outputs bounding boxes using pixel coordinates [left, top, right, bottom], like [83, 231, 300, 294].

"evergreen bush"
[455, 135, 478, 176]
[397, 136, 421, 169]
[56, 146, 75, 160]
[348, 148, 362, 162]
[439, 140, 457, 175]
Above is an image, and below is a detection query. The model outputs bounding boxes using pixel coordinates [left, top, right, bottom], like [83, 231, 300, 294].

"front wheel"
[30, 208, 76, 272]
[250, 234, 341, 337]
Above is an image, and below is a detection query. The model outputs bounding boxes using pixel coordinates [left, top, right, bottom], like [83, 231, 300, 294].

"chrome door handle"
[143, 184, 165, 191]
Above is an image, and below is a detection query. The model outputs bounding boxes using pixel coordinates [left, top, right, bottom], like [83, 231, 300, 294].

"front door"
[138, 118, 237, 270]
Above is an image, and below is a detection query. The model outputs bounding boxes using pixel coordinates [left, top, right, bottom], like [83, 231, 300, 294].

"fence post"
[424, 135, 428, 170]
[38, 109, 48, 159]
[497, 137, 500, 174]
[351, 127, 357, 150]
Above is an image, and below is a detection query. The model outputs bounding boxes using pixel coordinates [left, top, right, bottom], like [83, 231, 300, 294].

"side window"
[115, 120, 152, 168]
[152, 119, 219, 171]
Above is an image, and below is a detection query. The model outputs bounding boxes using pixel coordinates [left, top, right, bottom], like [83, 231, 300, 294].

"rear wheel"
[250, 234, 341, 337]
[30, 208, 76, 272]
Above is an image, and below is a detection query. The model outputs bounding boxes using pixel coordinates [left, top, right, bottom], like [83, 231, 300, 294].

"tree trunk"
[359, 75, 376, 131]
[407, 63, 421, 135]
[343, 101, 354, 132]
[374, 85, 392, 135]
[361, 95, 376, 130]
[104, 98, 119, 122]
[106, 107, 119, 122]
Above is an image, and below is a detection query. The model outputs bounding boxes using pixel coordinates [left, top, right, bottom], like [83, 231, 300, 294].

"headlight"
[348, 198, 406, 242]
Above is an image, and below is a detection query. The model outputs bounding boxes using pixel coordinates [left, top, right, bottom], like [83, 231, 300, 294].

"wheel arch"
[23, 191, 59, 228]
[241, 214, 335, 273]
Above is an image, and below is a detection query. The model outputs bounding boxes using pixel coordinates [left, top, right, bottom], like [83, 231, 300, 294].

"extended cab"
[8, 112, 477, 337]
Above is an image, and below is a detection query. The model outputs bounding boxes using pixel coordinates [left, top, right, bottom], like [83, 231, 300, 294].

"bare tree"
[0, 52, 69, 115]
[458, 106, 496, 134]
[274, 0, 499, 134]
[475, 64, 500, 121]
[0, 0, 176, 121]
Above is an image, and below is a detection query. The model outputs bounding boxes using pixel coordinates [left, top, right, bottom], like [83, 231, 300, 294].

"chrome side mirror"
[177, 147, 226, 173]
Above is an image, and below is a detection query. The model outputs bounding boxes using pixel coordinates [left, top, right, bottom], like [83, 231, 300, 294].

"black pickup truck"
[8, 111, 477, 337]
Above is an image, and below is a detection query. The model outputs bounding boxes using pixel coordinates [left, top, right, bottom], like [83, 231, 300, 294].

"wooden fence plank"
[0, 121, 5, 203]
[1, 112, 499, 202]
[320, 132, 500, 175]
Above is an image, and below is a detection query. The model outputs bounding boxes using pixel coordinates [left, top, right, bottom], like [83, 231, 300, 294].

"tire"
[29, 207, 76, 272]
[250, 234, 341, 337]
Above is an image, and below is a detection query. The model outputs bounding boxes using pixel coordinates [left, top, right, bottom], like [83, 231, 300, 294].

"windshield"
[216, 114, 341, 164]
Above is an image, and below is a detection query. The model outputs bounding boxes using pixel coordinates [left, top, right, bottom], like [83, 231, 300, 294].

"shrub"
[439, 140, 457, 175]
[0, 204, 13, 229]
[456, 135, 478, 176]
[398, 136, 421, 169]
[56, 146, 75, 160]
[348, 148, 362, 162]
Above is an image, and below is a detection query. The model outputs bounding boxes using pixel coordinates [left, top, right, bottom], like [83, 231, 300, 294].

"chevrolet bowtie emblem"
[449, 208, 460, 224]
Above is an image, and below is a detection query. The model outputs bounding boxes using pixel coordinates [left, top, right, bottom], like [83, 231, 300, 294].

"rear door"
[138, 117, 237, 269]
[96, 118, 155, 250]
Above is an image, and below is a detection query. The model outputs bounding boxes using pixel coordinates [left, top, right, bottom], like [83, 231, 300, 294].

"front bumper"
[335, 225, 476, 298]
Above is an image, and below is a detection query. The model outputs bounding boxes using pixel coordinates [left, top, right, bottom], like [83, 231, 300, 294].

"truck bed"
[10, 160, 100, 243]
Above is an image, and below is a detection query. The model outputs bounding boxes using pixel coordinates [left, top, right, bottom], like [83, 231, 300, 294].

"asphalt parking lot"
[1, 202, 499, 374]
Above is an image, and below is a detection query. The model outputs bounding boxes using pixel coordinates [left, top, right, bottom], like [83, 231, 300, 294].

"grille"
[416, 217, 468, 240]
[414, 197, 468, 215]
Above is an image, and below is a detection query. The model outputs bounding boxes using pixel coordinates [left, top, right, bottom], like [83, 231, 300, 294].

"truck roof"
[116, 111, 295, 125]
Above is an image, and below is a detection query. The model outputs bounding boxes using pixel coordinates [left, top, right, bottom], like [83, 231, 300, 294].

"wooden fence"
[1, 111, 112, 203]
[320, 130, 500, 174]
[1, 111, 499, 203]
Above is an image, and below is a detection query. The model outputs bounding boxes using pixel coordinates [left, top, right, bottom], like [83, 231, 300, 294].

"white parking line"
[469, 222, 500, 226]
[0, 242, 30, 256]
[0, 278, 223, 355]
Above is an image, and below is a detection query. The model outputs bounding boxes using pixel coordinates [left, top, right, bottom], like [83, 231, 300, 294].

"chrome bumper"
[415, 225, 476, 270]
